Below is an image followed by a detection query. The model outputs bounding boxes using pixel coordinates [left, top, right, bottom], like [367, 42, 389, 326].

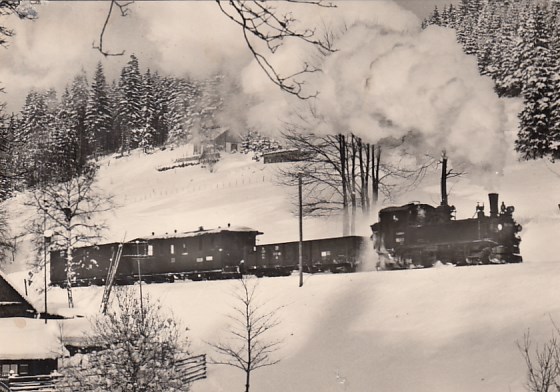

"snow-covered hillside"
[4, 144, 560, 392]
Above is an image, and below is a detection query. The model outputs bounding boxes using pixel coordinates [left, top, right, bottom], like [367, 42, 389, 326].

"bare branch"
[93, 0, 133, 56]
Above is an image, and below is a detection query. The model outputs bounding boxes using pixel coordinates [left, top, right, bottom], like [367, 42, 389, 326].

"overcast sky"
[0, 0, 459, 113]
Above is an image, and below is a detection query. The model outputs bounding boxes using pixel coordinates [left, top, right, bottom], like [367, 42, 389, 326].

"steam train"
[49, 225, 367, 287]
[370, 193, 522, 269]
[49, 192, 523, 286]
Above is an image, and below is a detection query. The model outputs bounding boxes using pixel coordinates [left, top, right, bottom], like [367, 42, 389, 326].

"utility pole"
[441, 150, 448, 206]
[298, 173, 303, 288]
[43, 229, 53, 324]
[136, 241, 144, 322]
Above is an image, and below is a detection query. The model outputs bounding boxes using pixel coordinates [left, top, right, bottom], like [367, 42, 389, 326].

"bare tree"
[518, 327, 560, 392]
[96, 1, 335, 98]
[208, 277, 283, 392]
[28, 165, 113, 308]
[279, 127, 432, 235]
[58, 287, 190, 392]
[438, 150, 465, 207]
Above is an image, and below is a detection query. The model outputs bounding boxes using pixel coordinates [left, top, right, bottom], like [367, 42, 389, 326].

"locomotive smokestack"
[489, 193, 499, 217]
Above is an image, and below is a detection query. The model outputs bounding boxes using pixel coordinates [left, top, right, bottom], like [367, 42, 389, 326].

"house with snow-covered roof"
[0, 270, 37, 319]
[0, 271, 62, 381]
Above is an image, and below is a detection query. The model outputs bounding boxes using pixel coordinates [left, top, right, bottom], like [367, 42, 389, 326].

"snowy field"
[4, 145, 560, 391]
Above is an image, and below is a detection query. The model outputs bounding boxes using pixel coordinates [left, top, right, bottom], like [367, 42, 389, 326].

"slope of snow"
[39, 262, 560, 392]
[4, 144, 560, 391]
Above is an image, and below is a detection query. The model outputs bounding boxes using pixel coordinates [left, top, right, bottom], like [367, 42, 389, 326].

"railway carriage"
[50, 225, 262, 286]
[254, 236, 367, 276]
[132, 225, 262, 281]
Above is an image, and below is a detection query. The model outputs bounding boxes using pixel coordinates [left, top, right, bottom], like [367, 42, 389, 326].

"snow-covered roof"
[0, 318, 62, 360]
[0, 269, 39, 315]
[134, 225, 263, 241]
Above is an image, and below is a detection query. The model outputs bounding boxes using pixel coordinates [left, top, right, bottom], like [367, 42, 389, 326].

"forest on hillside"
[424, 0, 560, 162]
[0, 55, 234, 199]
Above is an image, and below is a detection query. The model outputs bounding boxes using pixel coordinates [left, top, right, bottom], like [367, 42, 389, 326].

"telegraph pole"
[43, 230, 52, 324]
[298, 173, 303, 288]
[136, 241, 144, 322]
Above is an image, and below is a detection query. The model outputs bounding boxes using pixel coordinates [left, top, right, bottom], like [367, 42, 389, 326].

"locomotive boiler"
[370, 193, 522, 269]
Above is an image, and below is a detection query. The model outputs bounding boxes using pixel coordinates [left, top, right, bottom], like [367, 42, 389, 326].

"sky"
[0, 0, 458, 113]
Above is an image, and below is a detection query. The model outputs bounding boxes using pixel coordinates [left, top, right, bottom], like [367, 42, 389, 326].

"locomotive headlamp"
[498, 224, 503, 231]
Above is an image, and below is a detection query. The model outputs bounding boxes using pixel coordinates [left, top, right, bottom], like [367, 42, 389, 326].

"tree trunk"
[66, 244, 74, 308]
[338, 134, 349, 236]
[350, 134, 357, 236]
[371, 145, 381, 207]
[441, 151, 448, 206]
[65, 224, 74, 308]
[363, 142, 371, 214]
[358, 138, 367, 215]
[245, 370, 251, 392]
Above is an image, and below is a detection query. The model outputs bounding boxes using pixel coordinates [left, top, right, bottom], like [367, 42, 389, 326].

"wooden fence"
[1, 374, 62, 391]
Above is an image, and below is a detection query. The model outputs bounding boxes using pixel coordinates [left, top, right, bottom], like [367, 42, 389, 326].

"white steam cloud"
[239, 1, 511, 177]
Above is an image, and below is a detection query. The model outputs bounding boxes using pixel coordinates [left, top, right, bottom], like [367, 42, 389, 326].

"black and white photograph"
[0, 0, 559, 391]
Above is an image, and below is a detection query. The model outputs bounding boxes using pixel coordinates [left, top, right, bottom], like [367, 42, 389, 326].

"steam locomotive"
[370, 193, 522, 269]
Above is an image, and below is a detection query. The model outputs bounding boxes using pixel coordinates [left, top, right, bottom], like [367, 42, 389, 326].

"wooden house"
[0, 270, 37, 319]
[0, 270, 61, 379]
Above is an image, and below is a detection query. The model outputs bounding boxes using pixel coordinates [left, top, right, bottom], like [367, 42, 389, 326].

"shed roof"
[0, 318, 62, 360]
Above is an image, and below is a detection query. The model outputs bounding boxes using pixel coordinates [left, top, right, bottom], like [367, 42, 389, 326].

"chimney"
[489, 193, 499, 218]
[228, 223, 231, 228]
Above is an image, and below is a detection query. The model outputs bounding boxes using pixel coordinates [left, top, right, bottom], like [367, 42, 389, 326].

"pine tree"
[85, 62, 113, 158]
[165, 77, 200, 143]
[69, 69, 90, 167]
[108, 79, 124, 153]
[493, 1, 524, 96]
[50, 88, 81, 181]
[424, 6, 441, 27]
[546, 3, 560, 159]
[151, 72, 172, 146]
[515, 4, 555, 159]
[0, 113, 19, 199]
[138, 69, 157, 152]
[119, 54, 143, 153]
[18, 90, 52, 186]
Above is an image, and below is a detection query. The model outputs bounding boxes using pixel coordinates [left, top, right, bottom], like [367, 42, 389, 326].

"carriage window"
[321, 251, 331, 258]
[170, 244, 175, 255]
[196, 257, 204, 262]
[2, 364, 18, 377]
[147, 245, 154, 256]
[18, 364, 29, 376]
[274, 245, 280, 251]
[206, 256, 213, 261]
[171, 257, 176, 263]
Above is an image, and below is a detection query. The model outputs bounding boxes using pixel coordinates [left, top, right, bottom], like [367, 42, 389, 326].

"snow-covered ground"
[4, 145, 560, 391]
